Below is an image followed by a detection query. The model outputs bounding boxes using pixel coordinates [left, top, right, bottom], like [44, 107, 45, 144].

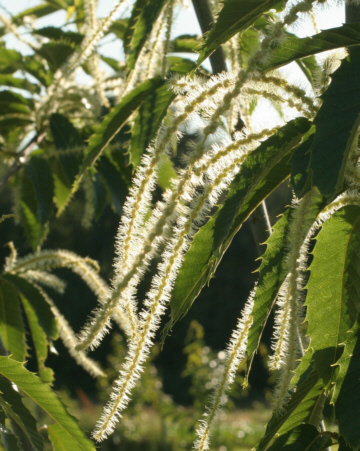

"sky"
[0, 0, 347, 130]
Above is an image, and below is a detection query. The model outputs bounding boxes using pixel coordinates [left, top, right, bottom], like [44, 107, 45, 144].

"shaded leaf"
[332, 322, 360, 449]
[0, 357, 95, 451]
[163, 118, 311, 339]
[260, 23, 360, 73]
[97, 156, 128, 215]
[0, 279, 26, 362]
[305, 206, 360, 386]
[267, 424, 333, 450]
[24, 157, 54, 225]
[70, 78, 165, 206]
[197, 0, 280, 67]
[129, 82, 175, 167]
[308, 48, 360, 197]
[256, 370, 324, 450]
[0, 375, 43, 451]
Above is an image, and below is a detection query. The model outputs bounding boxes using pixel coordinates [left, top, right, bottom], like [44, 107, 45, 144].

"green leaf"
[0, 75, 40, 94]
[0, 48, 23, 74]
[22, 57, 53, 87]
[256, 370, 324, 450]
[13, 4, 61, 22]
[0, 425, 21, 451]
[197, 0, 280, 67]
[308, 48, 360, 197]
[245, 208, 291, 375]
[24, 157, 54, 225]
[36, 42, 76, 72]
[171, 35, 199, 53]
[290, 130, 314, 197]
[97, 156, 128, 215]
[0, 91, 32, 116]
[20, 294, 54, 384]
[20, 172, 44, 250]
[129, 82, 175, 167]
[0, 279, 26, 362]
[0, 375, 43, 451]
[70, 78, 165, 208]
[34, 27, 84, 45]
[260, 23, 360, 73]
[305, 206, 360, 386]
[125, 0, 167, 71]
[167, 56, 198, 74]
[49, 113, 83, 184]
[0, 357, 95, 451]
[267, 424, 333, 450]
[332, 322, 360, 450]
[162, 118, 311, 340]
[3, 275, 57, 342]
[48, 423, 92, 451]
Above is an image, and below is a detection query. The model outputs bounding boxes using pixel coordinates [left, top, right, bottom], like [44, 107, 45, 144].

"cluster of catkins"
[3, 0, 360, 448]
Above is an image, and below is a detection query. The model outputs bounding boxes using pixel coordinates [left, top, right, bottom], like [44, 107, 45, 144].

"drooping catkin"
[92, 147, 244, 442]
[194, 289, 255, 451]
[5, 249, 132, 337]
[76, 75, 242, 351]
[270, 189, 322, 412]
[35, 285, 105, 378]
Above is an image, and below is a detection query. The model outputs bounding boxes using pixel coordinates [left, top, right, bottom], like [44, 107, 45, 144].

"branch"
[192, 0, 227, 74]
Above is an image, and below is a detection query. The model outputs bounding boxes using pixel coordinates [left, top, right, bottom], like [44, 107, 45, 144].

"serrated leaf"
[0, 357, 95, 451]
[0, 75, 40, 94]
[332, 322, 360, 450]
[22, 57, 53, 87]
[260, 23, 360, 73]
[267, 424, 333, 450]
[129, 82, 175, 167]
[0, 91, 32, 116]
[3, 275, 57, 342]
[48, 423, 91, 451]
[305, 206, 360, 386]
[20, 294, 54, 384]
[245, 208, 292, 375]
[0, 279, 26, 362]
[69, 78, 165, 208]
[290, 128, 315, 197]
[256, 370, 324, 450]
[34, 27, 84, 45]
[0, 376, 43, 451]
[197, 0, 280, 67]
[36, 42, 76, 72]
[0, 48, 23, 74]
[24, 157, 54, 225]
[49, 113, 83, 184]
[162, 118, 311, 340]
[308, 48, 360, 197]
[125, 0, 166, 71]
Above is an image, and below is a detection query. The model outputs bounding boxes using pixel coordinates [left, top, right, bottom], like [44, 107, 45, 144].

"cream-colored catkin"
[76, 76, 241, 351]
[92, 148, 244, 442]
[270, 189, 322, 412]
[5, 249, 133, 337]
[35, 286, 105, 378]
[194, 290, 255, 451]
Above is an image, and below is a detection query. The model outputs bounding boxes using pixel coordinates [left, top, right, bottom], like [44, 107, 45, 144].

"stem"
[192, 0, 227, 74]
